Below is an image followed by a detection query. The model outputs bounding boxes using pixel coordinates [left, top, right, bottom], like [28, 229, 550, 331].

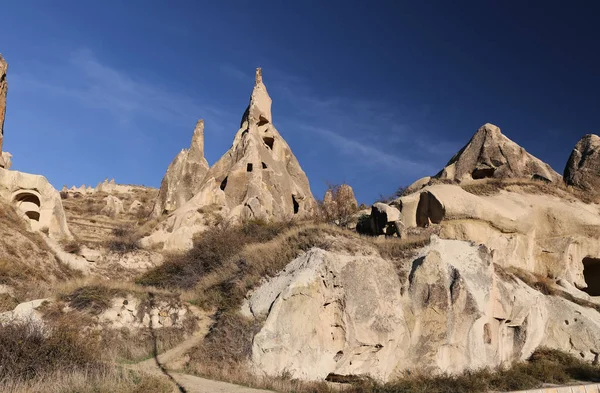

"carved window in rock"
[13, 192, 41, 222]
[582, 257, 600, 296]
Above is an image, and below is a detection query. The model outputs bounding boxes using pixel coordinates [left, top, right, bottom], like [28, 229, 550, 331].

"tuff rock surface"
[245, 237, 600, 382]
[144, 69, 317, 250]
[152, 119, 209, 217]
[564, 134, 600, 191]
[436, 123, 562, 183]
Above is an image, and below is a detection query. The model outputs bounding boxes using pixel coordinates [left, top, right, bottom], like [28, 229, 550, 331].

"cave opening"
[263, 137, 274, 150]
[220, 177, 228, 191]
[583, 257, 600, 296]
[247, 163, 253, 172]
[262, 162, 268, 169]
[258, 116, 269, 127]
[472, 167, 496, 180]
[292, 195, 299, 215]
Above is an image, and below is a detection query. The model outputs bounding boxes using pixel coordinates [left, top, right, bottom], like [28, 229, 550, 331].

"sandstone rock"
[128, 200, 143, 213]
[405, 176, 431, 194]
[436, 123, 561, 183]
[0, 55, 7, 169]
[101, 195, 123, 217]
[0, 298, 48, 324]
[564, 134, 600, 191]
[369, 202, 403, 236]
[0, 168, 72, 239]
[144, 69, 317, 251]
[398, 183, 600, 291]
[152, 119, 210, 217]
[1, 152, 11, 170]
[245, 237, 600, 381]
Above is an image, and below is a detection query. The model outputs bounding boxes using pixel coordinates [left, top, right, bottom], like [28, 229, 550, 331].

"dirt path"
[130, 305, 274, 393]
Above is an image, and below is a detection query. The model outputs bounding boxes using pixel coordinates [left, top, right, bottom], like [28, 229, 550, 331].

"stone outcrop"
[152, 120, 209, 217]
[0, 55, 7, 169]
[564, 134, 600, 191]
[101, 195, 124, 217]
[245, 237, 600, 381]
[0, 168, 72, 240]
[397, 183, 600, 291]
[436, 123, 561, 183]
[368, 202, 404, 237]
[143, 68, 317, 250]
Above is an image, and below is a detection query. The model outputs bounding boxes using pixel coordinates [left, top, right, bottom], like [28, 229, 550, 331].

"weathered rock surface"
[436, 123, 561, 183]
[152, 120, 210, 217]
[101, 195, 124, 217]
[0, 168, 72, 239]
[397, 184, 600, 291]
[144, 69, 317, 251]
[128, 199, 143, 213]
[367, 202, 403, 236]
[245, 237, 600, 381]
[564, 134, 600, 191]
[0, 55, 7, 169]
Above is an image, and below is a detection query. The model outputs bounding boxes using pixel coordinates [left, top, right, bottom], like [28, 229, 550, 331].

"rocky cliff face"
[0, 55, 8, 169]
[244, 236, 600, 382]
[436, 123, 562, 183]
[564, 134, 600, 191]
[143, 69, 317, 250]
[152, 119, 209, 217]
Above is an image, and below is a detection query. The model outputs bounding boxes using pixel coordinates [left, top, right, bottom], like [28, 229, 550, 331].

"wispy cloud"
[12, 49, 231, 132]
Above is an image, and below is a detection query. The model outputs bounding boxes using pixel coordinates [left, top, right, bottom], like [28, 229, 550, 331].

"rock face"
[436, 123, 561, 183]
[0, 168, 72, 240]
[564, 134, 600, 191]
[152, 120, 209, 217]
[369, 202, 403, 236]
[246, 237, 600, 381]
[101, 195, 124, 217]
[143, 69, 317, 250]
[0, 55, 7, 169]
[397, 184, 600, 291]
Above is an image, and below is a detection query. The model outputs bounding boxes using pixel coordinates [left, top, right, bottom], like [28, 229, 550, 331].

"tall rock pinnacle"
[564, 134, 600, 191]
[0, 54, 8, 169]
[151, 119, 210, 216]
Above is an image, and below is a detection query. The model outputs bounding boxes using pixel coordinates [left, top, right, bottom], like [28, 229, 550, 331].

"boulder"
[128, 200, 143, 213]
[436, 123, 561, 183]
[370, 202, 403, 236]
[405, 176, 431, 194]
[151, 119, 210, 217]
[0, 55, 7, 169]
[564, 134, 600, 191]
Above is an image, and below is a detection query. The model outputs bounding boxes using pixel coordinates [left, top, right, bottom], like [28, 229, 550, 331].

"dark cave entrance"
[292, 195, 299, 215]
[220, 176, 228, 191]
[583, 257, 600, 296]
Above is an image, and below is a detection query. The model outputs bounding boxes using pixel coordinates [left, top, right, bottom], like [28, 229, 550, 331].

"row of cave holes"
[219, 174, 299, 215]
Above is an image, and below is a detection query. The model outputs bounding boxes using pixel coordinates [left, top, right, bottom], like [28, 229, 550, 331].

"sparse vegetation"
[58, 284, 126, 314]
[105, 225, 140, 253]
[61, 239, 81, 254]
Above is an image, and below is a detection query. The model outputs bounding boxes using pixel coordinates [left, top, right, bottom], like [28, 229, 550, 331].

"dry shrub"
[0, 319, 101, 382]
[0, 293, 19, 312]
[58, 284, 126, 314]
[105, 225, 140, 254]
[136, 220, 293, 290]
[61, 239, 81, 254]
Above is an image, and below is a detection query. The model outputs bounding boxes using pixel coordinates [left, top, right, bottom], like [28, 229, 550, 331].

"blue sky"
[2, 1, 599, 204]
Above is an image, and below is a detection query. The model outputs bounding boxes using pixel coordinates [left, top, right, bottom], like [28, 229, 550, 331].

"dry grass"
[461, 177, 600, 204]
[105, 225, 141, 253]
[0, 367, 171, 393]
[60, 239, 81, 254]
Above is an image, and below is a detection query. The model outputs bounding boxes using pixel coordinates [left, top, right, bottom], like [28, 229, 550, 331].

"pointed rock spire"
[564, 134, 600, 191]
[151, 119, 210, 216]
[0, 54, 8, 169]
[435, 123, 561, 183]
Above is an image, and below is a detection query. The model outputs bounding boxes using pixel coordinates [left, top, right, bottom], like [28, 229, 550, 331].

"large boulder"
[144, 69, 317, 251]
[151, 119, 210, 217]
[0, 55, 7, 169]
[245, 237, 600, 381]
[564, 134, 600, 191]
[436, 123, 561, 183]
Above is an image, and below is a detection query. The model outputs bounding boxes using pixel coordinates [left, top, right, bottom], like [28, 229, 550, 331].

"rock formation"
[322, 184, 358, 225]
[564, 134, 600, 191]
[436, 123, 561, 183]
[369, 202, 404, 237]
[101, 195, 124, 217]
[0, 55, 8, 169]
[143, 68, 317, 250]
[245, 236, 600, 381]
[151, 119, 209, 217]
[397, 183, 600, 290]
[0, 168, 72, 239]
